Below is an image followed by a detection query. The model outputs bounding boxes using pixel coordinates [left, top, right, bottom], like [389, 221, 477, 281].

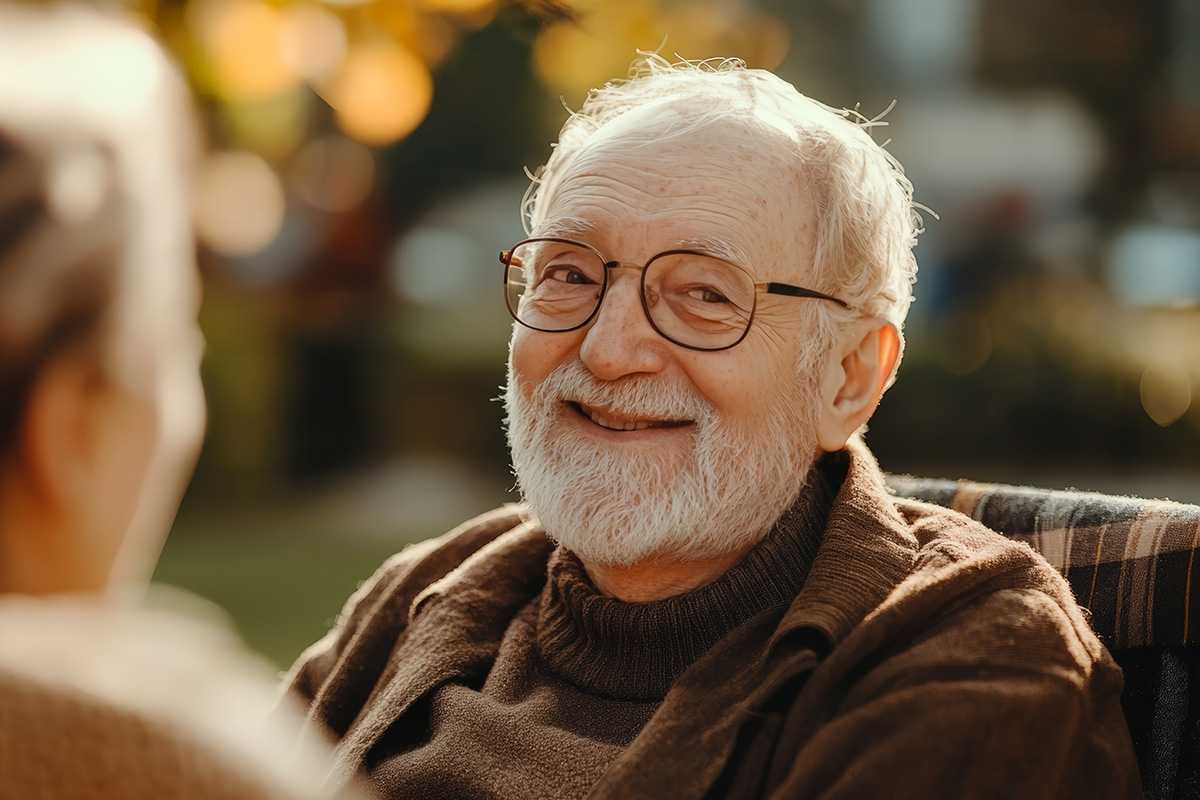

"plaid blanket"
[886, 476, 1200, 650]
[887, 475, 1200, 800]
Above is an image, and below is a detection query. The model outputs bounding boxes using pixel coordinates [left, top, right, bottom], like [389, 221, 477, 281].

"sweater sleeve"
[277, 505, 530, 739]
[768, 582, 1142, 800]
[280, 536, 447, 707]
[768, 657, 1142, 799]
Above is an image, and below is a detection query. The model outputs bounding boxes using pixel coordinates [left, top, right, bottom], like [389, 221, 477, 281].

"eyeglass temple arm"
[761, 282, 851, 309]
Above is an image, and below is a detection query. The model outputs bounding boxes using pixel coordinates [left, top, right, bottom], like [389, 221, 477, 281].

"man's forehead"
[534, 216, 596, 240]
[530, 108, 816, 278]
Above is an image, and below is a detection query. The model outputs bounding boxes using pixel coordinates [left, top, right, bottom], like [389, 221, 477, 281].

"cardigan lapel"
[767, 436, 919, 656]
[327, 523, 551, 788]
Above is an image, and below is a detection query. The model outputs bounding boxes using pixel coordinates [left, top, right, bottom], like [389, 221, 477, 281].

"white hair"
[522, 55, 926, 382]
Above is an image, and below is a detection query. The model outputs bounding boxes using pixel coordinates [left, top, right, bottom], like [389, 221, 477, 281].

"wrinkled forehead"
[536, 104, 817, 281]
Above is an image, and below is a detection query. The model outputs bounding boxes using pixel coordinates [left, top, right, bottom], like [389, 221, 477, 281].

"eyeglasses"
[499, 237, 852, 352]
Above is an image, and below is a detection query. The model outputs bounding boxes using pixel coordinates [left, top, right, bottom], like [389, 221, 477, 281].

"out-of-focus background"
[35, 0, 1200, 666]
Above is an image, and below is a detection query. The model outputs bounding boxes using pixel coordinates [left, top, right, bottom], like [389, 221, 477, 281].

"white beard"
[504, 355, 821, 566]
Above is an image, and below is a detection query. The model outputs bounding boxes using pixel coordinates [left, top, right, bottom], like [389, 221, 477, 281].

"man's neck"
[580, 545, 754, 602]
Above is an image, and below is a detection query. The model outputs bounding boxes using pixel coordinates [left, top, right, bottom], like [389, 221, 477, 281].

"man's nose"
[578, 270, 668, 381]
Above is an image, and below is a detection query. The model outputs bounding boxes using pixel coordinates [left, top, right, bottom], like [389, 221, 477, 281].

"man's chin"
[540, 516, 687, 568]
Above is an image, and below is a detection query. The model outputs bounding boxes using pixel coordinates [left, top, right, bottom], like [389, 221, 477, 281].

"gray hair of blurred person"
[0, 3, 198, 449]
[521, 55, 925, 383]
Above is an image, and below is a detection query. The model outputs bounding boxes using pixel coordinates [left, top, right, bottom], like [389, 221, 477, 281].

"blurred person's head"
[504, 57, 922, 570]
[0, 6, 204, 595]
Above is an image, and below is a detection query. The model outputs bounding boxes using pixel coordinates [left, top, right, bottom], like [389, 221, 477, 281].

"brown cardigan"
[284, 438, 1142, 798]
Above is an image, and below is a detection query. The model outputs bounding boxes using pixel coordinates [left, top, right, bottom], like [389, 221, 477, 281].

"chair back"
[887, 475, 1200, 800]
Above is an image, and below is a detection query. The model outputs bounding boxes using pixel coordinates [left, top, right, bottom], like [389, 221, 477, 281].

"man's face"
[505, 110, 828, 566]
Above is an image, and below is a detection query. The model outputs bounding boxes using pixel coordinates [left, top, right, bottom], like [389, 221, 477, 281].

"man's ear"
[815, 318, 901, 452]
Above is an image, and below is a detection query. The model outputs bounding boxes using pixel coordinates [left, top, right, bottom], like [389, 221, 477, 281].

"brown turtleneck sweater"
[287, 439, 1140, 799]
[365, 472, 833, 799]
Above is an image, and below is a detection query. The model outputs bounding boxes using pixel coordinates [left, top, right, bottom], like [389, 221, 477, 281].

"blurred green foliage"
[155, 520, 418, 666]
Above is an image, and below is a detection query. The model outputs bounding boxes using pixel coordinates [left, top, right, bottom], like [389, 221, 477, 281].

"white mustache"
[532, 359, 712, 422]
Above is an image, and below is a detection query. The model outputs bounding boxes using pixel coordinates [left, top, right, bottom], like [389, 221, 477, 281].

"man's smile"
[564, 401, 693, 433]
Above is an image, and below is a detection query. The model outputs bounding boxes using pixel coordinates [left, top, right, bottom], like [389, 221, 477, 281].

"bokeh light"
[320, 40, 433, 146]
[290, 135, 375, 213]
[1141, 363, 1194, 427]
[416, 0, 493, 12]
[416, 0, 496, 21]
[218, 90, 311, 159]
[279, 4, 348, 82]
[363, 4, 460, 69]
[533, 2, 789, 95]
[194, 0, 299, 101]
[194, 150, 286, 257]
[1108, 225, 1200, 307]
[938, 316, 994, 376]
[533, 5, 663, 94]
[389, 227, 483, 305]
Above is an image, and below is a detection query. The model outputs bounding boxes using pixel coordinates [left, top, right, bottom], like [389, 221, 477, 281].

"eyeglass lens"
[504, 239, 755, 350]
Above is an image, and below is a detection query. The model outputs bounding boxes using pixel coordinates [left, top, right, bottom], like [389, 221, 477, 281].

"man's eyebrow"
[677, 236, 752, 267]
[529, 222, 751, 267]
[531, 217, 597, 240]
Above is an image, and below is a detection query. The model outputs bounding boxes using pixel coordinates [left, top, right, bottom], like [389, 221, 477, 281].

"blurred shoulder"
[0, 587, 276, 692]
[0, 590, 361, 799]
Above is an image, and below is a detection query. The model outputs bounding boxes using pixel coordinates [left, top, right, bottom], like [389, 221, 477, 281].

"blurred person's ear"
[19, 348, 105, 512]
[815, 318, 900, 452]
[13, 345, 157, 589]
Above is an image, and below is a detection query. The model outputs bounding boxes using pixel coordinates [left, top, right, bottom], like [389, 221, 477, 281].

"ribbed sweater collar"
[535, 465, 835, 701]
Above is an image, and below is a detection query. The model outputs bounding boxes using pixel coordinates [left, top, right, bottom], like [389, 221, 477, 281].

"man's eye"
[545, 266, 595, 285]
[688, 286, 729, 304]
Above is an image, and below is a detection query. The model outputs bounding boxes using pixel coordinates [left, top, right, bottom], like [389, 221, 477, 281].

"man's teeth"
[579, 404, 669, 431]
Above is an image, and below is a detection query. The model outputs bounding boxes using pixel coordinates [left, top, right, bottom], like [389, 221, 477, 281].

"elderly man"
[284, 59, 1141, 798]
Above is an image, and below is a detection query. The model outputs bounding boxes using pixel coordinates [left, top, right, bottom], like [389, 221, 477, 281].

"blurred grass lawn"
[153, 521, 417, 668]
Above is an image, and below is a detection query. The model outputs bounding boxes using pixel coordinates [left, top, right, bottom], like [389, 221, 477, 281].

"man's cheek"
[516, 327, 580, 383]
[508, 347, 537, 403]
